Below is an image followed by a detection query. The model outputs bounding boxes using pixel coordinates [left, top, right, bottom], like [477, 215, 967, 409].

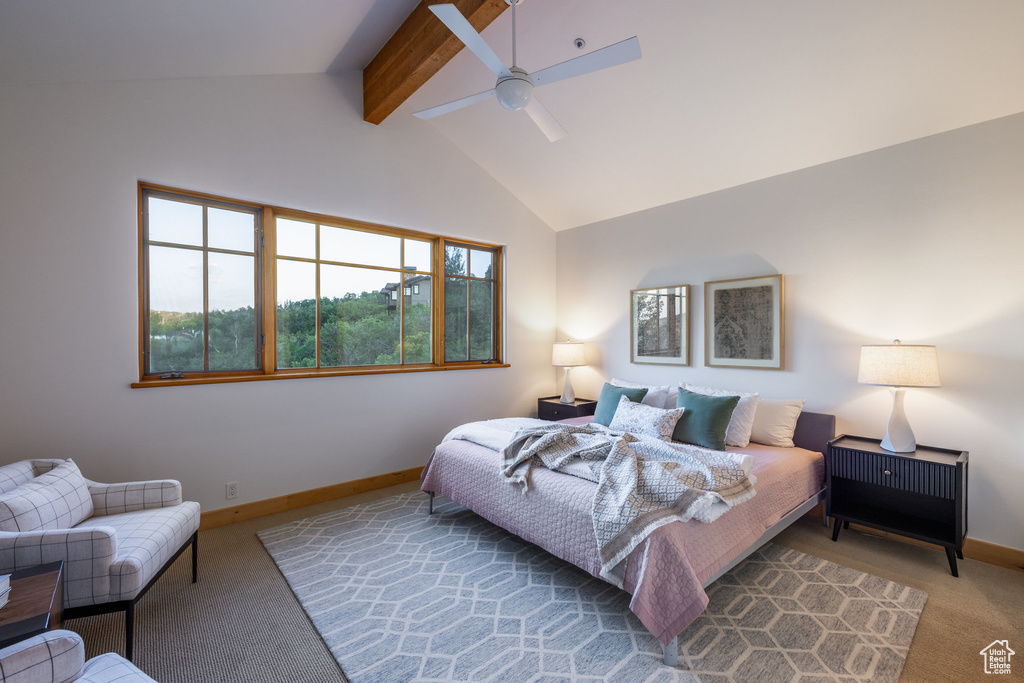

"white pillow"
[608, 395, 685, 441]
[610, 378, 673, 410]
[0, 459, 94, 532]
[681, 383, 760, 448]
[750, 398, 806, 448]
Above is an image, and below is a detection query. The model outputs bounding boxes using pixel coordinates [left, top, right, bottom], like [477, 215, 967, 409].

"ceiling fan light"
[495, 74, 533, 111]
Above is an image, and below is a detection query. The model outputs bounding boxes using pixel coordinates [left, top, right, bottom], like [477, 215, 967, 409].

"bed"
[420, 406, 835, 665]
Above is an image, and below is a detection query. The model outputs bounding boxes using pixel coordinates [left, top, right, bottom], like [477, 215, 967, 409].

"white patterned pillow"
[608, 395, 685, 441]
[681, 383, 760, 448]
[0, 459, 94, 532]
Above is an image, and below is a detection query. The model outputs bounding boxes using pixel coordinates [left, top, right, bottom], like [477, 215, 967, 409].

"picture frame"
[705, 274, 784, 369]
[630, 284, 690, 365]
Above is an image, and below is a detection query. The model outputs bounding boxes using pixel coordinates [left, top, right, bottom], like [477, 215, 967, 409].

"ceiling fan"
[414, 0, 642, 141]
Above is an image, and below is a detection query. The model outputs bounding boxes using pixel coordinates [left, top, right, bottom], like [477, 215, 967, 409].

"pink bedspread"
[420, 419, 824, 645]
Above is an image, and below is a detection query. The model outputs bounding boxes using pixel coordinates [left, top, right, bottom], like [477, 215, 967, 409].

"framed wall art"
[631, 284, 690, 365]
[705, 274, 784, 369]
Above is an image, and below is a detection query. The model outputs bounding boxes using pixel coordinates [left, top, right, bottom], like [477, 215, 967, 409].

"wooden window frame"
[135, 183, 506, 387]
[441, 241, 502, 364]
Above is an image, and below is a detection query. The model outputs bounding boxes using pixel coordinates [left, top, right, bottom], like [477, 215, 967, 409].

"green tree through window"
[143, 191, 261, 375]
[444, 244, 497, 362]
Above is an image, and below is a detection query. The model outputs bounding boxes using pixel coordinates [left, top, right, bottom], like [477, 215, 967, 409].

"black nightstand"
[538, 396, 597, 421]
[826, 435, 968, 576]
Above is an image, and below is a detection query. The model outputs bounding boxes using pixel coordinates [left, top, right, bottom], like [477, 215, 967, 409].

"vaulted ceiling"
[4, 0, 1024, 231]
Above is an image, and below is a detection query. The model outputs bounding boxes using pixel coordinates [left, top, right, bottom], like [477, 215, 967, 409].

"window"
[137, 183, 504, 384]
[141, 188, 262, 375]
[444, 243, 498, 362]
[274, 213, 433, 368]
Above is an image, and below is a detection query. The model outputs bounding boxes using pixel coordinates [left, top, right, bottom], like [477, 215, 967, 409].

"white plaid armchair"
[0, 460, 200, 661]
[0, 630, 156, 683]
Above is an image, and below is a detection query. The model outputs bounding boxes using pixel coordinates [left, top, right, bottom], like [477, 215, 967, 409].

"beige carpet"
[66, 482, 1023, 682]
[774, 517, 1024, 683]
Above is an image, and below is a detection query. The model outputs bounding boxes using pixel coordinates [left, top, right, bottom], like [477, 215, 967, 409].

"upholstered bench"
[0, 459, 200, 661]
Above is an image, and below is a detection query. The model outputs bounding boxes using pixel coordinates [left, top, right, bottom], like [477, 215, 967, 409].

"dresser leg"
[945, 547, 959, 577]
[956, 548, 963, 560]
[831, 520, 841, 542]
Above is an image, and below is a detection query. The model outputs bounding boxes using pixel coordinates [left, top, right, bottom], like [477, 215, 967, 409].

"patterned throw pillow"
[0, 459, 94, 532]
[608, 395, 686, 441]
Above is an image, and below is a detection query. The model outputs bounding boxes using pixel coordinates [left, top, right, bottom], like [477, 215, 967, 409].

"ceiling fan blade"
[524, 98, 567, 142]
[531, 36, 642, 87]
[413, 88, 497, 120]
[429, 4, 512, 80]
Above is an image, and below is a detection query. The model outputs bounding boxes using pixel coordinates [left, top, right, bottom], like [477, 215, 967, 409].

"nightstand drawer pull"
[883, 470, 892, 476]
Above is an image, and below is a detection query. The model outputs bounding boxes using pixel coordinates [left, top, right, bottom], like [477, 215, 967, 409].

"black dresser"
[826, 435, 968, 576]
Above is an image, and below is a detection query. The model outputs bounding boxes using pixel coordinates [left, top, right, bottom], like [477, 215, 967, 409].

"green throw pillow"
[673, 387, 740, 450]
[593, 383, 649, 426]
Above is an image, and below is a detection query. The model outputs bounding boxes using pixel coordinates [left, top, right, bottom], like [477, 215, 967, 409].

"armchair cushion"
[0, 461, 93, 533]
[0, 630, 83, 683]
[78, 654, 157, 683]
[74, 503, 200, 603]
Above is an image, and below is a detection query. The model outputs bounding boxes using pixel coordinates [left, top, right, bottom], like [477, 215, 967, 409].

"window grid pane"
[276, 259, 317, 368]
[469, 280, 493, 360]
[444, 277, 469, 362]
[404, 273, 432, 364]
[319, 265, 401, 367]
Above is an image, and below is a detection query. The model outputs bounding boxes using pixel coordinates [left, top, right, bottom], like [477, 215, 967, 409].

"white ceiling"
[0, 0, 419, 83]
[4, 0, 1024, 231]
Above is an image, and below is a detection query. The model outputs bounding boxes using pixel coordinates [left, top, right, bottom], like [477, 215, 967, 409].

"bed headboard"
[792, 411, 836, 456]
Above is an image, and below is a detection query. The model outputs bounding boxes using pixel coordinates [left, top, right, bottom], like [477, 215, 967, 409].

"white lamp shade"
[858, 342, 940, 388]
[552, 341, 586, 367]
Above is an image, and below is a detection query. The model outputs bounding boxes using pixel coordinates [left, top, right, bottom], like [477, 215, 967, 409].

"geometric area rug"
[258, 492, 927, 683]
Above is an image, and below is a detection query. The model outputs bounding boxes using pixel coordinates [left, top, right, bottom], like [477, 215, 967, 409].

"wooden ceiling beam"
[363, 0, 508, 125]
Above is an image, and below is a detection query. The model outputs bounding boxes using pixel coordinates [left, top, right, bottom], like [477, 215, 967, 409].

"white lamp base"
[880, 388, 916, 452]
[559, 367, 576, 404]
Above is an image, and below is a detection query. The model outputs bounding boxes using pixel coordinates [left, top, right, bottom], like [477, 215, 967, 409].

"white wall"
[556, 112, 1024, 552]
[0, 72, 556, 511]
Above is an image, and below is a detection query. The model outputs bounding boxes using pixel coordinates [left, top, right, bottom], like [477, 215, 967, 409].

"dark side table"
[826, 435, 968, 576]
[538, 396, 597, 421]
[0, 561, 64, 648]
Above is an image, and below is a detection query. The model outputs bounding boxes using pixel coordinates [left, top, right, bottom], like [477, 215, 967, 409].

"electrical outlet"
[226, 481, 238, 500]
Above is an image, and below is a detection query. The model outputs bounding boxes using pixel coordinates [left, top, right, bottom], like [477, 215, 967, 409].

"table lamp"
[857, 339, 940, 452]
[552, 341, 586, 404]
